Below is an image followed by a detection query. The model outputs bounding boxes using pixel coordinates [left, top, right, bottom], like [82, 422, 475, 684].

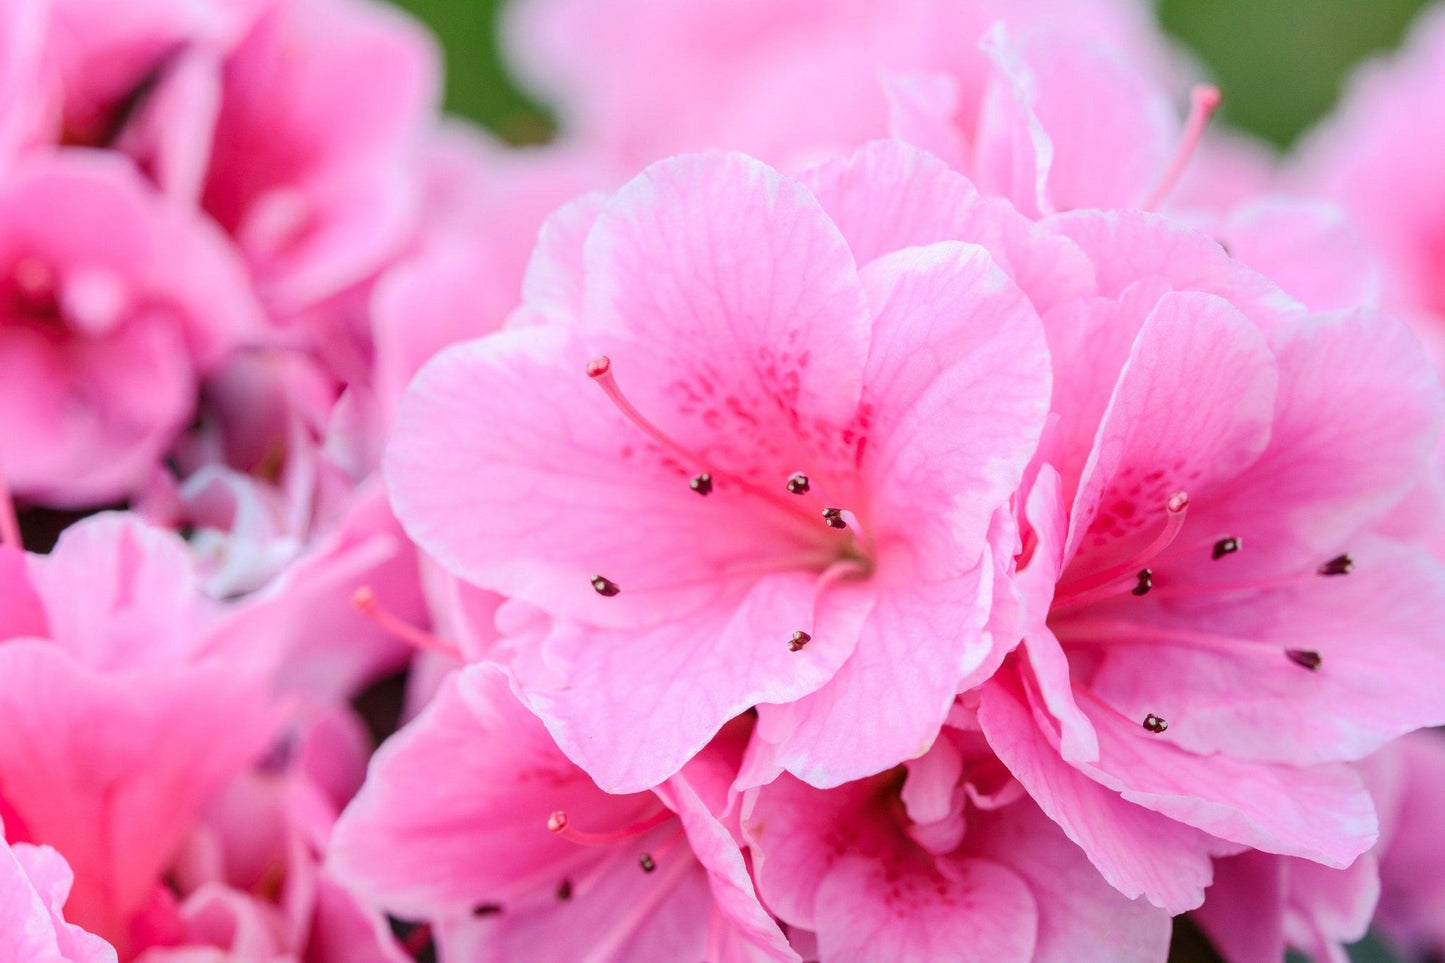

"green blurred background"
[378, 1, 1437, 960]
[386, 0, 1437, 149]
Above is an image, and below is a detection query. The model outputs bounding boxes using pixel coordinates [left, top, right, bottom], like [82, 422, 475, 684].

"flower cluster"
[6, 0, 1445, 961]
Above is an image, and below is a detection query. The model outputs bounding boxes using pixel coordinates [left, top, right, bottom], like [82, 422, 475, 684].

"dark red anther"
[1286, 649, 1322, 671]
[556, 879, 573, 901]
[822, 507, 847, 530]
[1319, 554, 1354, 577]
[789, 630, 811, 652]
[786, 473, 811, 494]
[1131, 569, 1153, 596]
[472, 904, 502, 917]
[689, 473, 713, 495]
[1212, 537, 1241, 559]
[1142, 714, 1168, 733]
[639, 853, 656, 873]
[591, 575, 621, 597]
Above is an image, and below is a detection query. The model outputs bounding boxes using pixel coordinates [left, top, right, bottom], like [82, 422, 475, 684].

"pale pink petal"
[814, 853, 1037, 963]
[977, 669, 1234, 913]
[519, 571, 856, 792]
[800, 139, 1095, 312]
[1084, 541, 1445, 766]
[1191, 850, 1287, 963]
[1065, 289, 1277, 563]
[964, 800, 1172, 963]
[579, 152, 871, 449]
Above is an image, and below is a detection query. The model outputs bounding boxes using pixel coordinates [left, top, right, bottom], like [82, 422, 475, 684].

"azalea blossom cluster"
[7, 0, 1445, 960]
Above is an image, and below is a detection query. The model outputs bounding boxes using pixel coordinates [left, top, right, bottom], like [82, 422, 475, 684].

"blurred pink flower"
[0, 515, 284, 955]
[504, 0, 1174, 170]
[385, 149, 1053, 792]
[0, 150, 262, 505]
[329, 665, 797, 962]
[1297, 4, 1445, 327]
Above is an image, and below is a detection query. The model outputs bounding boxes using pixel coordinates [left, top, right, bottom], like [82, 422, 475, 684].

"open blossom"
[0, 150, 261, 505]
[1, 822, 116, 963]
[387, 147, 1056, 792]
[329, 664, 797, 962]
[974, 211, 1445, 913]
[742, 714, 1170, 963]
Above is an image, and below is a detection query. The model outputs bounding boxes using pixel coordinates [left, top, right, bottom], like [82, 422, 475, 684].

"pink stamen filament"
[586, 355, 860, 537]
[1144, 85, 1223, 211]
[351, 587, 459, 658]
[588, 356, 710, 472]
[1134, 568, 1329, 600]
[1054, 492, 1189, 605]
[547, 807, 674, 847]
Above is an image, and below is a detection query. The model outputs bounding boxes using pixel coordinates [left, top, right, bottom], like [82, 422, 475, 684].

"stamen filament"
[547, 807, 674, 847]
[1144, 85, 1222, 211]
[352, 587, 459, 658]
[588, 356, 708, 471]
[1055, 493, 1188, 604]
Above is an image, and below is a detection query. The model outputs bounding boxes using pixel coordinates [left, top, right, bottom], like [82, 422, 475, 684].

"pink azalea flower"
[385, 148, 1055, 791]
[0, 514, 284, 955]
[199, 0, 440, 321]
[0, 150, 262, 506]
[329, 664, 798, 962]
[1, 822, 117, 963]
[973, 211, 1445, 913]
[743, 713, 1170, 963]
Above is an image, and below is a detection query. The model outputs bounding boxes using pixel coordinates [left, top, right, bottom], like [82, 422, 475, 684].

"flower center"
[585, 355, 872, 650]
[1047, 492, 1352, 696]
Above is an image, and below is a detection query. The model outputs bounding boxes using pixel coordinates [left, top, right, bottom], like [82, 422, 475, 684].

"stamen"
[788, 630, 811, 652]
[556, 879, 573, 901]
[472, 904, 502, 917]
[786, 473, 811, 495]
[822, 507, 847, 530]
[1318, 554, 1353, 577]
[588, 356, 708, 470]
[351, 587, 458, 657]
[638, 854, 656, 873]
[591, 574, 621, 597]
[689, 473, 713, 495]
[1142, 714, 1169, 733]
[1286, 648, 1322, 671]
[1144, 85, 1223, 210]
[547, 808, 673, 847]
[1212, 537, 1241, 559]
[1054, 492, 1189, 605]
[1131, 569, 1153, 596]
